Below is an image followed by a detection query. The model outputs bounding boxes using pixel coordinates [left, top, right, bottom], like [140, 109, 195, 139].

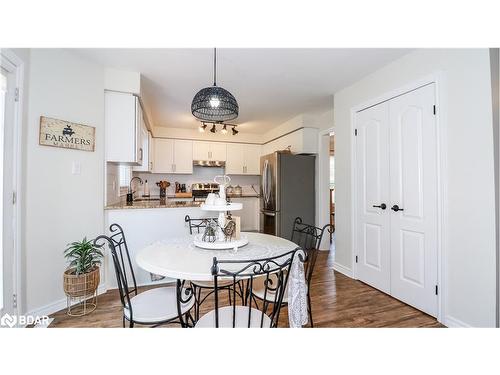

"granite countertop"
[105, 199, 202, 210]
[105, 194, 260, 210]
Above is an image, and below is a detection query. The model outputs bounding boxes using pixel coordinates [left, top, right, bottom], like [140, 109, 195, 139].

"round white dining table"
[135, 231, 308, 327]
[136, 232, 299, 282]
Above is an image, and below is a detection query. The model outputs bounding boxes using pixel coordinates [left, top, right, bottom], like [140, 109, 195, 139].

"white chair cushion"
[124, 287, 194, 324]
[195, 306, 272, 328]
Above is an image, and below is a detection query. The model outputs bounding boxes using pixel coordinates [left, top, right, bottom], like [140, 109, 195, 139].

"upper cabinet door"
[105, 91, 140, 163]
[193, 141, 210, 160]
[226, 143, 245, 174]
[173, 139, 193, 174]
[132, 125, 150, 172]
[152, 138, 174, 173]
[210, 142, 227, 161]
[244, 144, 261, 175]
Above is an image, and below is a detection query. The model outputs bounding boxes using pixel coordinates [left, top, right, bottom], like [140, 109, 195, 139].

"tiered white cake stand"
[192, 176, 249, 250]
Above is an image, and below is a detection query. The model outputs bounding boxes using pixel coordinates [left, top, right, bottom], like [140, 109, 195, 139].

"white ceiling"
[74, 48, 411, 134]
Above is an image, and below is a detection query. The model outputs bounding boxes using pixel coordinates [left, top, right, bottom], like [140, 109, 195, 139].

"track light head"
[232, 127, 239, 136]
[210, 124, 216, 133]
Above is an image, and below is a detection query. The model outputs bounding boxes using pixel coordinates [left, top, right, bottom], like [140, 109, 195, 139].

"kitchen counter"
[105, 195, 260, 210]
[105, 199, 202, 210]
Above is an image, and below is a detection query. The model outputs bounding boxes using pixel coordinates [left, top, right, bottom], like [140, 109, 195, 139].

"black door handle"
[391, 204, 404, 212]
[372, 203, 387, 210]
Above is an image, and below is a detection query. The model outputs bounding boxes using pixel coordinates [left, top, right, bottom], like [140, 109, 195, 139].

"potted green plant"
[63, 237, 104, 298]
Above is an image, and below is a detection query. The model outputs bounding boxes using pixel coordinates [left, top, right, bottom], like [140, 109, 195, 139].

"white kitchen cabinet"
[193, 141, 227, 161]
[105, 91, 142, 164]
[193, 141, 210, 160]
[226, 143, 245, 174]
[133, 126, 152, 172]
[243, 144, 261, 174]
[174, 139, 194, 173]
[152, 138, 193, 174]
[226, 143, 261, 175]
[230, 197, 260, 231]
[153, 138, 174, 173]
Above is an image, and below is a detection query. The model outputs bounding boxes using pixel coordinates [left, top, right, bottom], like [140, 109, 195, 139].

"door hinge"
[14, 87, 19, 102]
[433, 105, 436, 115]
[355, 255, 358, 263]
[12, 191, 16, 204]
[13, 294, 17, 309]
[354, 129, 358, 136]
[435, 285, 438, 295]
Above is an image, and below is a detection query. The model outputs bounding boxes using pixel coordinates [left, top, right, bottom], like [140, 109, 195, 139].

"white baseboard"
[443, 315, 472, 328]
[26, 285, 108, 318]
[332, 262, 354, 278]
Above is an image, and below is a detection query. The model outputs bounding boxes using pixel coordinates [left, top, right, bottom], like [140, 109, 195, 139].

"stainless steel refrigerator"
[260, 152, 315, 239]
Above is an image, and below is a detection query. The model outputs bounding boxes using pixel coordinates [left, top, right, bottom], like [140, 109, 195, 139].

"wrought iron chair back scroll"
[210, 248, 302, 328]
[93, 224, 194, 328]
[290, 217, 333, 287]
[93, 227, 137, 324]
[185, 215, 218, 234]
[289, 217, 334, 327]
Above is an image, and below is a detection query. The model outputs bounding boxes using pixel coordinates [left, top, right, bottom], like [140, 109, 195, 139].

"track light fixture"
[196, 121, 239, 136]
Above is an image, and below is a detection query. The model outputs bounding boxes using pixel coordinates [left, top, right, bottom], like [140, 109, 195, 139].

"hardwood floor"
[49, 251, 443, 328]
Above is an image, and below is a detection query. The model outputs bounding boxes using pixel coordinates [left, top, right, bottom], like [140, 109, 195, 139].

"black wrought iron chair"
[184, 215, 217, 234]
[253, 217, 334, 327]
[195, 248, 301, 328]
[94, 223, 195, 328]
[184, 215, 237, 320]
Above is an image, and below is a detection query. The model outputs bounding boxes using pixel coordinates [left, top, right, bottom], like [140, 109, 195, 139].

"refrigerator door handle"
[262, 211, 275, 217]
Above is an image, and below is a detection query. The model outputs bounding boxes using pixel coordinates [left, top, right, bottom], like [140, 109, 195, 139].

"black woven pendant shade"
[191, 48, 239, 122]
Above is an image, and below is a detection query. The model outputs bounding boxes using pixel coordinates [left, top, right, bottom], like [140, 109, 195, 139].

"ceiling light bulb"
[221, 124, 228, 134]
[210, 124, 217, 133]
[209, 96, 220, 108]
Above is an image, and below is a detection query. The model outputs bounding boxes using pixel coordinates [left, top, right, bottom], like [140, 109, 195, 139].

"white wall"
[333, 48, 496, 327]
[24, 49, 105, 315]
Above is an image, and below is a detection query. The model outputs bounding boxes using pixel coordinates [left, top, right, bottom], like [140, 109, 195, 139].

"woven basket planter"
[63, 266, 100, 298]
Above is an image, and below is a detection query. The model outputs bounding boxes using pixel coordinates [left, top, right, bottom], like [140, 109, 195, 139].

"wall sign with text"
[39, 116, 95, 152]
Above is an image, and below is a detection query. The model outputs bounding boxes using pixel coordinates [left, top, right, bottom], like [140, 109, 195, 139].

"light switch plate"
[72, 161, 81, 175]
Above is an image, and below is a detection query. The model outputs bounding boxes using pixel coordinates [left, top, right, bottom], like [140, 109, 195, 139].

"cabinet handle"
[139, 148, 143, 162]
[150, 161, 153, 171]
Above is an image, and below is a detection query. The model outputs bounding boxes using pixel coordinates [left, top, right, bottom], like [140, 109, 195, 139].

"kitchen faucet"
[127, 176, 143, 204]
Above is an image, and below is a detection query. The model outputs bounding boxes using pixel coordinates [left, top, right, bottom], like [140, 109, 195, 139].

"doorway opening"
[329, 133, 335, 254]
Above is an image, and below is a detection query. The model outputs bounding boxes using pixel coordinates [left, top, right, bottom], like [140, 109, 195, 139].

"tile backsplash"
[132, 166, 260, 196]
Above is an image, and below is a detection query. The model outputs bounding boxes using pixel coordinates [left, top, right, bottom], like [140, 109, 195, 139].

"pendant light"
[191, 48, 239, 122]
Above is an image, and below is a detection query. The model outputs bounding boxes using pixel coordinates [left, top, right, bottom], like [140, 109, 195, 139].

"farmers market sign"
[39, 116, 95, 152]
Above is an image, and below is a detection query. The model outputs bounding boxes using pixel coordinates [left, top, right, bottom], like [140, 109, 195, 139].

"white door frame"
[350, 73, 446, 323]
[318, 126, 335, 251]
[0, 49, 24, 319]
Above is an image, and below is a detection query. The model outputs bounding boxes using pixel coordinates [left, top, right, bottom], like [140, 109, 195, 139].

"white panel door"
[355, 102, 391, 293]
[389, 84, 438, 316]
